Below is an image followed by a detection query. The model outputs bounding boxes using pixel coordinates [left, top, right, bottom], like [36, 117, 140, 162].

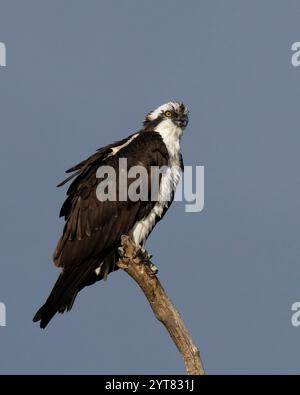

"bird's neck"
[154, 119, 182, 160]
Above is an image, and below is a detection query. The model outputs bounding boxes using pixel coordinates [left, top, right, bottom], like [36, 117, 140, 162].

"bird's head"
[143, 101, 189, 131]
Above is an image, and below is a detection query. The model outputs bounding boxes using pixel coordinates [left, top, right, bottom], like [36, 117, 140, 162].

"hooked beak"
[176, 116, 188, 128]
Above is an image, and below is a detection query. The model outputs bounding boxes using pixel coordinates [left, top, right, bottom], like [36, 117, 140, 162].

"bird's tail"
[33, 254, 118, 329]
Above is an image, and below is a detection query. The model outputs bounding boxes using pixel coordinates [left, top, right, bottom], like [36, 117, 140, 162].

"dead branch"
[116, 235, 205, 375]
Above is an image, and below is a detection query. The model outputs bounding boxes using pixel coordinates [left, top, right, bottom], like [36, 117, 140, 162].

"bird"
[33, 101, 189, 328]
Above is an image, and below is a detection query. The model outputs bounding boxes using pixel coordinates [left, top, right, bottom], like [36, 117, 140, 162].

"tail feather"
[33, 260, 97, 328]
[33, 252, 119, 329]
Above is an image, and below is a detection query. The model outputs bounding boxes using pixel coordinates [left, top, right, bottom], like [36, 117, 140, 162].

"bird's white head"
[143, 101, 189, 132]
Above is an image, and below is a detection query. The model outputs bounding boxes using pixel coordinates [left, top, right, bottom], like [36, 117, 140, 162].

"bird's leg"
[118, 237, 158, 274]
[118, 246, 125, 258]
[136, 246, 158, 274]
[138, 246, 152, 260]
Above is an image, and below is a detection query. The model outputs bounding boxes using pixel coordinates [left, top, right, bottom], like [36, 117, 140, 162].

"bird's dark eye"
[164, 111, 172, 117]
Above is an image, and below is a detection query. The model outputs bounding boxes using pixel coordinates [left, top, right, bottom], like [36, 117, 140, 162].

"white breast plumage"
[132, 119, 183, 246]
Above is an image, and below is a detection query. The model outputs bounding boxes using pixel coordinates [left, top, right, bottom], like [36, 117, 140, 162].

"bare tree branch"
[117, 235, 205, 375]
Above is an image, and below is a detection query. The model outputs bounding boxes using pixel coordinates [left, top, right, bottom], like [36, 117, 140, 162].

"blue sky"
[0, 0, 299, 374]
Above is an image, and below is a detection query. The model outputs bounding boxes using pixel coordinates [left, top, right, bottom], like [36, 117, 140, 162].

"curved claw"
[149, 263, 158, 274]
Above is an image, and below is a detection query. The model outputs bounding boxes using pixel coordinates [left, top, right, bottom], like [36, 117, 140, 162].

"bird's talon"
[149, 263, 158, 274]
[118, 246, 125, 257]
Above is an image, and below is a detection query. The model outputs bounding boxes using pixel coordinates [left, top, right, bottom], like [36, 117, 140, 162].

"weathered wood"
[117, 235, 205, 375]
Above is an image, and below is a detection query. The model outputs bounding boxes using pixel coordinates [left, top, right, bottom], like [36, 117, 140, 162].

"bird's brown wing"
[53, 131, 169, 270]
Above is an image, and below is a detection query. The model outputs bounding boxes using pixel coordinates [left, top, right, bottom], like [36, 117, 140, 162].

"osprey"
[33, 101, 189, 328]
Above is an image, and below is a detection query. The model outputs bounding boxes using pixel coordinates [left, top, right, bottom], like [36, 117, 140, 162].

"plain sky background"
[0, 0, 299, 374]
